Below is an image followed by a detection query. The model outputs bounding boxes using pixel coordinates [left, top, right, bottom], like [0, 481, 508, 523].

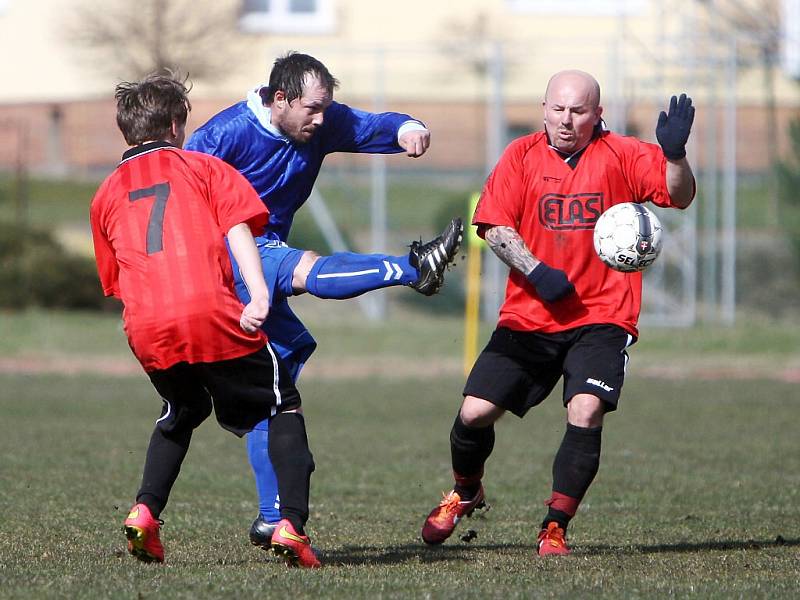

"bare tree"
[65, 0, 246, 81]
[437, 12, 496, 79]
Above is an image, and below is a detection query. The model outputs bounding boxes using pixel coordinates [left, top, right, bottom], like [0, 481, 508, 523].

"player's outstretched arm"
[484, 225, 574, 303]
[227, 223, 269, 332]
[656, 93, 696, 208]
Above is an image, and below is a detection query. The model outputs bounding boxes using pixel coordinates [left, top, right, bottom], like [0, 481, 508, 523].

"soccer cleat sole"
[251, 540, 274, 551]
[409, 218, 464, 296]
[461, 499, 487, 520]
[271, 542, 299, 566]
[123, 525, 162, 563]
[271, 542, 320, 569]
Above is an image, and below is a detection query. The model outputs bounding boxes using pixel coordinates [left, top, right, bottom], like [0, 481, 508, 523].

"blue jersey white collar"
[246, 85, 285, 138]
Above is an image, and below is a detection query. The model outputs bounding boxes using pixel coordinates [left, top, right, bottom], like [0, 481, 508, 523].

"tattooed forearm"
[484, 226, 540, 275]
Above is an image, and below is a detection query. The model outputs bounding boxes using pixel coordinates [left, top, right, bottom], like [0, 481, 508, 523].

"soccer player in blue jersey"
[186, 51, 463, 548]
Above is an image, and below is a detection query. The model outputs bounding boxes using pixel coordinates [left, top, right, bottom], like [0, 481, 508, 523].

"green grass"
[0, 172, 474, 238]
[2, 305, 798, 363]
[0, 309, 799, 597]
[0, 372, 798, 599]
[0, 171, 776, 235]
[0, 175, 99, 229]
[0, 309, 127, 358]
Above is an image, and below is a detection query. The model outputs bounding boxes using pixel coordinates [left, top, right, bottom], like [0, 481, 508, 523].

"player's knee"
[459, 396, 502, 428]
[566, 394, 605, 428]
[292, 251, 321, 293]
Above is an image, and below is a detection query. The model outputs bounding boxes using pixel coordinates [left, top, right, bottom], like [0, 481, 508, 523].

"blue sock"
[305, 253, 417, 299]
[246, 420, 281, 523]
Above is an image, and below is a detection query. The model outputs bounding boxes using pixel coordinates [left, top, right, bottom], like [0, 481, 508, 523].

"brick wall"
[0, 98, 797, 177]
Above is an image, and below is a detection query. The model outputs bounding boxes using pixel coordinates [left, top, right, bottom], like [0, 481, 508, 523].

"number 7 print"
[129, 182, 170, 254]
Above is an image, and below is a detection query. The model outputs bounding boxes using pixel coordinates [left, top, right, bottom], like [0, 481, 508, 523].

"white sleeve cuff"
[397, 120, 428, 145]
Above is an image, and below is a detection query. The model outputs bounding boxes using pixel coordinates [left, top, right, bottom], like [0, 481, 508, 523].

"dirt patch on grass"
[1, 354, 799, 383]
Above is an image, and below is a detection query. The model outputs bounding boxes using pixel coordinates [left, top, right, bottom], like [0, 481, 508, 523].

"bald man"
[420, 70, 696, 556]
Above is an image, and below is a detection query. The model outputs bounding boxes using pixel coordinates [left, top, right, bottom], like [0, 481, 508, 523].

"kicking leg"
[303, 251, 417, 298]
[300, 217, 464, 298]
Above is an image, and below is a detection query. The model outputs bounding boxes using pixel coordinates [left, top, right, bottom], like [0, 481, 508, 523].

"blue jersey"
[186, 90, 414, 241]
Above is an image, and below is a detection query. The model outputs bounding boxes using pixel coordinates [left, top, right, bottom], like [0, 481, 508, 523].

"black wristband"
[526, 262, 550, 286]
[525, 263, 575, 303]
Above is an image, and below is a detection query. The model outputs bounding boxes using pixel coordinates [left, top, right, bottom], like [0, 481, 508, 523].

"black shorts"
[147, 344, 301, 437]
[463, 324, 635, 417]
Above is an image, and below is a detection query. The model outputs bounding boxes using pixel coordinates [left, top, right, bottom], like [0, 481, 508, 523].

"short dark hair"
[115, 72, 192, 146]
[262, 51, 339, 105]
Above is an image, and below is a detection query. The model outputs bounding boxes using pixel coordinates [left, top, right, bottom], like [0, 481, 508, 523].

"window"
[507, 0, 647, 16]
[240, 0, 336, 34]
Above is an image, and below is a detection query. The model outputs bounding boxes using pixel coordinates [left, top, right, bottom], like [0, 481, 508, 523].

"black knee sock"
[450, 414, 494, 499]
[543, 423, 602, 530]
[268, 412, 315, 535]
[136, 426, 192, 519]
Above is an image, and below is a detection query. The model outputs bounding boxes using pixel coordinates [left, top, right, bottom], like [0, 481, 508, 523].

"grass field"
[1, 308, 799, 598]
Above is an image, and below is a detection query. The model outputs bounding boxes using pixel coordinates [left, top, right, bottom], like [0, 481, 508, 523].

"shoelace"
[541, 524, 565, 546]
[434, 491, 462, 521]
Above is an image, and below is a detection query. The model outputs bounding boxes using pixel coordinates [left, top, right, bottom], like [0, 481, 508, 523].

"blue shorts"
[227, 235, 317, 381]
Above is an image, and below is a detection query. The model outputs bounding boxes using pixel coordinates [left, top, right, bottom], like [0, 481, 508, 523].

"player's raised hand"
[240, 297, 269, 333]
[656, 93, 695, 160]
[399, 129, 430, 157]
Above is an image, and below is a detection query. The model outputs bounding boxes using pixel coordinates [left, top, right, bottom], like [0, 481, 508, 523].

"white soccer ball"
[593, 202, 663, 272]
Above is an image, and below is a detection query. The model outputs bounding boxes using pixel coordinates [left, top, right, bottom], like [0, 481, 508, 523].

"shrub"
[0, 221, 108, 310]
[775, 118, 800, 260]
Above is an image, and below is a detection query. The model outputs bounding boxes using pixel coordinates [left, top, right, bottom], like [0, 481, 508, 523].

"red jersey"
[474, 130, 691, 337]
[90, 142, 269, 371]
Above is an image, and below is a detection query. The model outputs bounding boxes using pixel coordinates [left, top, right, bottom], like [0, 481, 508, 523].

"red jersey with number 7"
[473, 130, 692, 338]
[90, 142, 269, 371]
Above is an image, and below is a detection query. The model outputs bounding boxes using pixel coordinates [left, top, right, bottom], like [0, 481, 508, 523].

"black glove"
[526, 263, 575, 303]
[656, 93, 695, 160]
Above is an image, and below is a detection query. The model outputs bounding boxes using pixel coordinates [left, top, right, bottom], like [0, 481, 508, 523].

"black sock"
[136, 426, 192, 519]
[450, 413, 494, 499]
[543, 423, 602, 530]
[542, 508, 572, 532]
[269, 412, 315, 535]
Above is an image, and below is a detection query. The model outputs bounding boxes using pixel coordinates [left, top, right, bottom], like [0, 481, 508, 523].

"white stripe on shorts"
[622, 333, 633, 375]
[155, 399, 172, 424]
[265, 343, 282, 417]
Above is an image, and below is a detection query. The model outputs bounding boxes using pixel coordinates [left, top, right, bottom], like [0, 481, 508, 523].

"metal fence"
[275, 10, 742, 326]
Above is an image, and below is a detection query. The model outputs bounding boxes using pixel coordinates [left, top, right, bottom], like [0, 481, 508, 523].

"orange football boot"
[122, 503, 164, 563]
[270, 519, 321, 568]
[537, 521, 571, 556]
[421, 486, 486, 545]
